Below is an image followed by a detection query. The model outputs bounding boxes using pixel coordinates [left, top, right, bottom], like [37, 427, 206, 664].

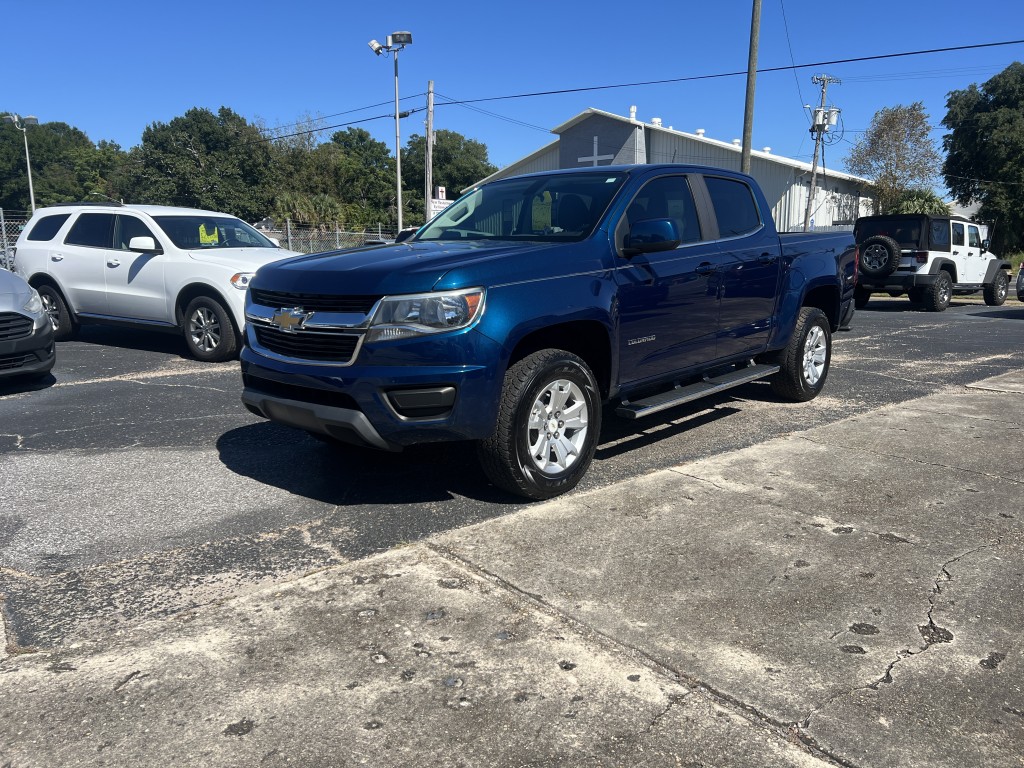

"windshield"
[416, 172, 627, 243]
[152, 215, 277, 250]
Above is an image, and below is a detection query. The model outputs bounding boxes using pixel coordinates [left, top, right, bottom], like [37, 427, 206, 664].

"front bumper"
[0, 320, 55, 379]
[239, 327, 504, 450]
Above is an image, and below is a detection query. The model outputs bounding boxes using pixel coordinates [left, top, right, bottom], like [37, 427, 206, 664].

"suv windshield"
[152, 215, 276, 250]
[416, 172, 627, 243]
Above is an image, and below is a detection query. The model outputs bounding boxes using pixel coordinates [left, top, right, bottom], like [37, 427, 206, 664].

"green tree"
[0, 119, 127, 211]
[845, 102, 942, 214]
[402, 130, 497, 224]
[330, 127, 395, 227]
[120, 107, 274, 221]
[890, 189, 951, 215]
[943, 62, 1024, 254]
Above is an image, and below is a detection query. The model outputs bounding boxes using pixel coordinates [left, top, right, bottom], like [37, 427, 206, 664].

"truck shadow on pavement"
[216, 422, 515, 505]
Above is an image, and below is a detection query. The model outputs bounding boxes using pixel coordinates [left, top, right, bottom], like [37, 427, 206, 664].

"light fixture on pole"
[368, 31, 413, 232]
[2, 113, 39, 213]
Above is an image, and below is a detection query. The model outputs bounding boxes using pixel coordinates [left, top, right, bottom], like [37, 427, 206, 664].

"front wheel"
[183, 296, 239, 362]
[983, 270, 1008, 306]
[36, 284, 79, 341]
[768, 307, 831, 402]
[478, 349, 601, 500]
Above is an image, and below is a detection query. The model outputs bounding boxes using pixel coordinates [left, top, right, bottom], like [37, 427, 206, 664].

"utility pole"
[740, 0, 761, 175]
[802, 74, 841, 232]
[425, 80, 434, 224]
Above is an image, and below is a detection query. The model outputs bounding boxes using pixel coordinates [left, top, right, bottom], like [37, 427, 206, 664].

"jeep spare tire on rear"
[859, 235, 901, 277]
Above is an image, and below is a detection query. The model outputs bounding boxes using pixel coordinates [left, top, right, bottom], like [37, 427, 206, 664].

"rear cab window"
[704, 177, 761, 237]
[26, 213, 71, 241]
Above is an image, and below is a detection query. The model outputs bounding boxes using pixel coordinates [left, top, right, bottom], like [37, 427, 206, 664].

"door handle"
[107, 258, 120, 267]
[695, 262, 716, 276]
[757, 253, 778, 265]
[50, 254, 63, 262]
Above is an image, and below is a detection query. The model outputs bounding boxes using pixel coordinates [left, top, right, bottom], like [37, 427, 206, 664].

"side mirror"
[268, 236, 281, 247]
[981, 238, 990, 253]
[128, 236, 160, 253]
[623, 218, 681, 256]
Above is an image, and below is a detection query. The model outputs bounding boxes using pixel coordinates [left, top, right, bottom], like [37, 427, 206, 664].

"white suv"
[11, 203, 299, 361]
[853, 214, 1012, 312]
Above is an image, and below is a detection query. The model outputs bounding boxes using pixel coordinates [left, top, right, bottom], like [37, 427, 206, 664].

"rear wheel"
[36, 284, 79, 340]
[183, 296, 239, 362]
[983, 270, 1008, 306]
[478, 349, 601, 500]
[768, 307, 831, 402]
[923, 272, 952, 312]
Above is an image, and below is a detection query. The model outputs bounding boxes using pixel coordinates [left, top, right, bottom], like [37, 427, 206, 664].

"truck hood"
[252, 239, 572, 295]
[189, 247, 302, 271]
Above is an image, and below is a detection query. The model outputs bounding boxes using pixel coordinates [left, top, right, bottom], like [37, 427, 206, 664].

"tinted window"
[952, 223, 965, 246]
[115, 215, 158, 250]
[626, 176, 702, 243]
[704, 177, 761, 237]
[929, 220, 951, 251]
[27, 213, 71, 241]
[65, 213, 115, 248]
[968, 226, 981, 248]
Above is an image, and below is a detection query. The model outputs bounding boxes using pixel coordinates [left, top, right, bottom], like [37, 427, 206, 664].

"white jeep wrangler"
[853, 214, 1011, 312]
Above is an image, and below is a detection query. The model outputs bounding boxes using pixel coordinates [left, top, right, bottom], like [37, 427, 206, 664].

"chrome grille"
[250, 289, 380, 314]
[0, 312, 32, 341]
[253, 325, 360, 363]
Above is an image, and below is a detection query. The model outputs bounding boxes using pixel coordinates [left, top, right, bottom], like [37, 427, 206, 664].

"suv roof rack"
[44, 201, 125, 208]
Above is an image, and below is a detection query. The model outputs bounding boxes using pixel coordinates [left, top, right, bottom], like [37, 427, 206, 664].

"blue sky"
[5, 0, 1023, 192]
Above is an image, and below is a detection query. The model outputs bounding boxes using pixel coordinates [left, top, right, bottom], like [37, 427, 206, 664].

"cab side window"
[968, 226, 981, 248]
[115, 215, 157, 250]
[952, 223, 965, 247]
[65, 213, 115, 248]
[704, 177, 761, 237]
[625, 176, 702, 244]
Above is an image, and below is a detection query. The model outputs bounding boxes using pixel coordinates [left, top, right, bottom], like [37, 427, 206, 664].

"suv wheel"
[983, 270, 1008, 306]
[183, 296, 239, 362]
[36, 284, 79, 340]
[923, 271, 952, 312]
[478, 349, 601, 500]
[768, 307, 831, 402]
[860, 235, 902, 278]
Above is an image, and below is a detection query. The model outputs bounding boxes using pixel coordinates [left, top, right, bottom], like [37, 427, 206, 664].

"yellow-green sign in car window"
[199, 223, 219, 246]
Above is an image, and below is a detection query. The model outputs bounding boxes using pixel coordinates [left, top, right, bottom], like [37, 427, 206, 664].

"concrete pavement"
[1, 371, 1022, 767]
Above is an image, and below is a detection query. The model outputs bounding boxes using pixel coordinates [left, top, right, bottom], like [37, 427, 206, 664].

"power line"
[434, 92, 550, 133]
[435, 39, 1024, 108]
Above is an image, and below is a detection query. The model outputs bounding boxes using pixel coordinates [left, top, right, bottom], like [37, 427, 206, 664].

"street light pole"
[2, 113, 39, 213]
[369, 31, 413, 233]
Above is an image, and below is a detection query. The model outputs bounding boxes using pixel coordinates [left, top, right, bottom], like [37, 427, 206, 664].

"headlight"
[366, 287, 485, 343]
[231, 272, 255, 290]
[23, 288, 47, 329]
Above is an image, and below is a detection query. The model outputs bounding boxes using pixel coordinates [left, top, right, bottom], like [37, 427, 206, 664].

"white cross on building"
[578, 136, 615, 167]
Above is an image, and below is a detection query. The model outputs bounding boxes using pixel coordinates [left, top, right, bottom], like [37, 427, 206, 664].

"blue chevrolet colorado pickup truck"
[240, 164, 857, 499]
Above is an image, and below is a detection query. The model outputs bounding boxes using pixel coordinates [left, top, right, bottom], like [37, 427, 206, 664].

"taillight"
[912, 251, 929, 264]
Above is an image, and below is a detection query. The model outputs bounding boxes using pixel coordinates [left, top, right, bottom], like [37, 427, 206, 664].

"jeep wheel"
[478, 349, 601, 500]
[36, 284, 79, 341]
[854, 287, 871, 309]
[183, 296, 239, 362]
[983, 270, 1008, 306]
[923, 272, 952, 312]
[860, 235, 902, 278]
[768, 307, 831, 402]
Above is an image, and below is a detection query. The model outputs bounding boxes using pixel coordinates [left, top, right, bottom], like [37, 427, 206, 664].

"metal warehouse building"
[476, 107, 874, 232]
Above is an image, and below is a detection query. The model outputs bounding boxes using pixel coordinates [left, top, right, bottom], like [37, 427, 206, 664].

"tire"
[983, 270, 1008, 306]
[36, 284, 79, 341]
[183, 296, 239, 362]
[477, 349, 601, 500]
[854, 287, 871, 309]
[768, 307, 831, 402]
[922, 271, 952, 313]
[859, 235, 902, 277]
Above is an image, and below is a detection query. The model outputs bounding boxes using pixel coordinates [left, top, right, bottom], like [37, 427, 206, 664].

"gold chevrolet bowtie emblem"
[271, 308, 312, 333]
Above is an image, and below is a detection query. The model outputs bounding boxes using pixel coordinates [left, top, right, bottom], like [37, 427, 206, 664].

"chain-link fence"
[1, 209, 29, 270]
[267, 220, 398, 254]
